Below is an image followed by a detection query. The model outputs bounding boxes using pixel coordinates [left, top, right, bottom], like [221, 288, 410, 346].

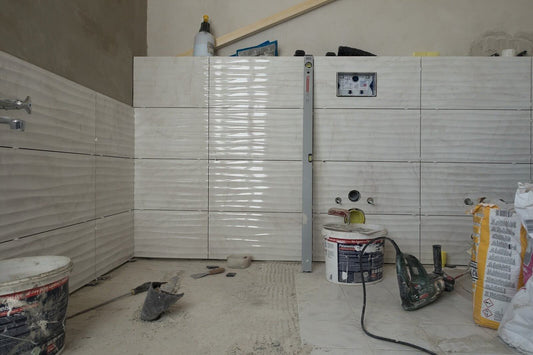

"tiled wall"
[134, 56, 532, 266]
[134, 57, 303, 260]
[0, 51, 134, 291]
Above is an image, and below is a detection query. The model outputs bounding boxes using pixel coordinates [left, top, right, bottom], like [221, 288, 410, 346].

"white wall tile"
[421, 163, 530, 215]
[134, 210, 207, 258]
[134, 57, 208, 108]
[96, 211, 134, 276]
[313, 161, 420, 214]
[209, 57, 302, 108]
[96, 156, 134, 217]
[421, 57, 531, 109]
[209, 108, 302, 160]
[313, 214, 419, 263]
[135, 159, 207, 210]
[135, 108, 208, 159]
[420, 216, 472, 265]
[0, 51, 96, 154]
[0, 148, 95, 242]
[0, 221, 96, 292]
[209, 212, 301, 260]
[314, 57, 421, 109]
[422, 110, 530, 163]
[209, 160, 302, 212]
[96, 93, 134, 158]
[315, 109, 420, 161]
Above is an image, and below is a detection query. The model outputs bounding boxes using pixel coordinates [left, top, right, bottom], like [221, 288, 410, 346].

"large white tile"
[134, 159, 208, 210]
[96, 156, 134, 217]
[0, 221, 96, 292]
[421, 57, 531, 109]
[133, 57, 208, 108]
[420, 216, 472, 265]
[313, 161, 420, 214]
[0, 51, 96, 154]
[421, 162, 530, 215]
[209, 57, 302, 108]
[134, 210, 207, 258]
[0, 148, 95, 242]
[95, 211, 134, 276]
[209, 108, 302, 160]
[313, 214, 419, 262]
[95, 93, 134, 158]
[209, 160, 302, 212]
[209, 212, 301, 260]
[314, 57, 421, 109]
[422, 110, 530, 162]
[314, 109, 420, 161]
[135, 108, 208, 159]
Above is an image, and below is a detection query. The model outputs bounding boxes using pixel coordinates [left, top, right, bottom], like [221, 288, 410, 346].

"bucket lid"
[323, 223, 388, 239]
[0, 256, 73, 295]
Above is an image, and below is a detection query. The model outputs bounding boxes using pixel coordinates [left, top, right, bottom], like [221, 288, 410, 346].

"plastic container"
[323, 223, 387, 285]
[193, 15, 215, 56]
[0, 256, 73, 355]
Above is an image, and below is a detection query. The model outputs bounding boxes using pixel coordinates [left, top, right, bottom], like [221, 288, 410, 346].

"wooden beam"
[178, 0, 336, 56]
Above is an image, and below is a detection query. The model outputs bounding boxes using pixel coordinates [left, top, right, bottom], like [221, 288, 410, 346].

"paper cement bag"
[470, 203, 527, 329]
[514, 182, 533, 284]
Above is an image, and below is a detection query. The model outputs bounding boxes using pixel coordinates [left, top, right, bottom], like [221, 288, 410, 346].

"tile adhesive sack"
[470, 202, 527, 329]
[496, 183, 533, 354]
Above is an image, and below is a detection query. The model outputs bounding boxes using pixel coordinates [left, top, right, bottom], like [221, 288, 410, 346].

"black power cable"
[359, 236, 437, 355]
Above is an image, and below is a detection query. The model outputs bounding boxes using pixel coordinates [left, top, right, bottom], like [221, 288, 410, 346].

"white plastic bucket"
[0, 256, 73, 355]
[323, 223, 387, 285]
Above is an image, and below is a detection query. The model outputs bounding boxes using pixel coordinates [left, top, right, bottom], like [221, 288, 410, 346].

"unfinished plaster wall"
[0, 0, 147, 105]
[148, 0, 533, 57]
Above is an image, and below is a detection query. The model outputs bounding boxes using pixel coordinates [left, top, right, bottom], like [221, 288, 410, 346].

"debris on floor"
[140, 275, 184, 321]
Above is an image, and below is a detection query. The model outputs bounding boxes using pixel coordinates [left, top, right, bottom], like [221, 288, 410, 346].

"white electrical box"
[336, 72, 376, 97]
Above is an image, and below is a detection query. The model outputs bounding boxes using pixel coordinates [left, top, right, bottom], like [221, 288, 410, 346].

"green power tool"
[361, 237, 455, 311]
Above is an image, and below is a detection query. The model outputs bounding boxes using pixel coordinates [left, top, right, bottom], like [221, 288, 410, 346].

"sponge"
[227, 255, 252, 269]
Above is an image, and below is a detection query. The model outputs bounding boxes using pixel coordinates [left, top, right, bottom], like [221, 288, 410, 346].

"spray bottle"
[193, 15, 215, 56]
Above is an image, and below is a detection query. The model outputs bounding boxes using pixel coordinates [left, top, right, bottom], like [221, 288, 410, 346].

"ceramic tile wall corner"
[134, 210, 207, 258]
[209, 57, 303, 108]
[314, 109, 420, 161]
[314, 57, 421, 109]
[135, 159, 207, 210]
[0, 51, 135, 291]
[421, 57, 531, 109]
[96, 94, 134, 158]
[134, 57, 209, 108]
[0, 51, 96, 154]
[135, 108, 208, 159]
[421, 110, 530, 163]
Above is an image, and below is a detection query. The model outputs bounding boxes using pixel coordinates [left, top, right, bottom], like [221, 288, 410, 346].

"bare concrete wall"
[0, 0, 146, 105]
[148, 0, 533, 57]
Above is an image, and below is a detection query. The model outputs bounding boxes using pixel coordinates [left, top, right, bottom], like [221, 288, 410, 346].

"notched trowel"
[140, 275, 184, 321]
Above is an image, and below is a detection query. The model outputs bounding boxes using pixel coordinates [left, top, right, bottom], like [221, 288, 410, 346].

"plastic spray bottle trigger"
[193, 15, 215, 56]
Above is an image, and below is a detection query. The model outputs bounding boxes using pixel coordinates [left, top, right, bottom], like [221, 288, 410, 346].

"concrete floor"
[64, 259, 519, 354]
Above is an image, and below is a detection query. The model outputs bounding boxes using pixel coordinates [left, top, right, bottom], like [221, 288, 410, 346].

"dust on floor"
[65, 259, 310, 355]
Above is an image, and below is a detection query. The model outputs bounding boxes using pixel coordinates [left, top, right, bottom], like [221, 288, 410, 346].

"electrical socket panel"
[336, 72, 377, 97]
